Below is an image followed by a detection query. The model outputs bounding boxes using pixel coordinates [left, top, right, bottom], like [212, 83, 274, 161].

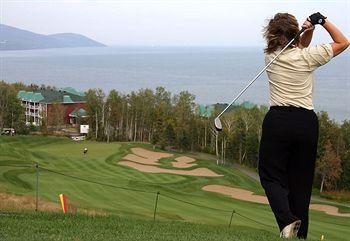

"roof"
[63, 95, 74, 103]
[61, 87, 85, 97]
[198, 105, 214, 118]
[17, 91, 44, 102]
[241, 101, 255, 109]
[18, 87, 86, 104]
[69, 108, 88, 118]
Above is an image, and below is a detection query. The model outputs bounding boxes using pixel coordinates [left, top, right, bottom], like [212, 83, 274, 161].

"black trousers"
[258, 106, 319, 239]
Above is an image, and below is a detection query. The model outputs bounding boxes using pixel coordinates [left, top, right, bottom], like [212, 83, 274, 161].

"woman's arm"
[307, 13, 349, 56]
[322, 19, 349, 57]
[299, 21, 315, 48]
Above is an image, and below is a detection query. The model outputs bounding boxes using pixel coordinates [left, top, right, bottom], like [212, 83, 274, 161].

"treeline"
[1, 81, 349, 192]
[85, 87, 202, 151]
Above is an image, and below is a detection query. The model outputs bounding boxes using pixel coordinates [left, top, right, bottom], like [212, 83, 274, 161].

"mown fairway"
[0, 136, 349, 241]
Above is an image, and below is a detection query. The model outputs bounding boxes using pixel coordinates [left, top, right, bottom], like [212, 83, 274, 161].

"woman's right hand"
[302, 21, 315, 33]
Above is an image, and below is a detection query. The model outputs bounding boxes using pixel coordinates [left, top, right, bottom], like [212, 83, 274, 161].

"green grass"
[0, 212, 299, 241]
[0, 136, 349, 241]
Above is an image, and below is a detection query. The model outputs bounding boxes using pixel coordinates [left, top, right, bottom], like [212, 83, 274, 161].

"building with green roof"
[241, 101, 255, 109]
[17, 87, 86, 126]
[68, 108, 88, 125]
[198, 105, 214, 118]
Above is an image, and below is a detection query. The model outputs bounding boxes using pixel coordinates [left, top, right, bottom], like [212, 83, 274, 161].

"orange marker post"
[59, 194, 68, 213]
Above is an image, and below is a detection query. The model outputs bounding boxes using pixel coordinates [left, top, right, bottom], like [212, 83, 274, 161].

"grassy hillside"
[0, 136, 349, 241]
[1, 212, 296, 241]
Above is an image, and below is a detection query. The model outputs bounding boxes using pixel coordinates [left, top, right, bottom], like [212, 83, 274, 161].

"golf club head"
[214, 117, 223, 132]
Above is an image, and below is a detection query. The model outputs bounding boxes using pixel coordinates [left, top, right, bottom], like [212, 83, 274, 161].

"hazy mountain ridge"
[0, 24, 106, 50]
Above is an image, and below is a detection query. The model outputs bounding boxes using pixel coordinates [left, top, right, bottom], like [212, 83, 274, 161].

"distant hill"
[0, 24, 106, 50]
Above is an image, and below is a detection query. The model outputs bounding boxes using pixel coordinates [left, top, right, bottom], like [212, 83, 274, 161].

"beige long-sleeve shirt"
[265, 44, 333, 110]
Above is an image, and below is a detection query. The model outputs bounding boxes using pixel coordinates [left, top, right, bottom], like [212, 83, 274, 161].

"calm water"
[1, 46, 349, 121]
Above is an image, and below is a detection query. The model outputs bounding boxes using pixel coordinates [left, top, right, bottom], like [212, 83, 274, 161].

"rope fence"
[1, 163, 274, 228]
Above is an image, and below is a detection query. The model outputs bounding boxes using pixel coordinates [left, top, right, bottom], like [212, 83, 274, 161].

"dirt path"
[202, 184, 350, 217]
[232, 163, 260, 182]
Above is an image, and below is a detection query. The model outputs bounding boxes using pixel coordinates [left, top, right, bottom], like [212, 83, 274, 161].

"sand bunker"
[124, 147, 173, 166]
[119, 161, 221, 177]
[309, 204, 350, 217]
[203, 185, 269, 204]
[172, 156, 197, 168]
[126, 148, 196, 168]
[131, 147, 173, 160]
[202, 185, 350, 217]
[119, 148, 221, 177]
[123, 154, 161, 166]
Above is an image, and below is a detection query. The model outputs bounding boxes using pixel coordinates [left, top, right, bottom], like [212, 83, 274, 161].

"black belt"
[270, 106, 313, 112]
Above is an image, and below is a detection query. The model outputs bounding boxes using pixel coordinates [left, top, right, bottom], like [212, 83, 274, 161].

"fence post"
[228, 209, 235, 227]
[153, 191, 160, 221]
[35, 162, 39, 212]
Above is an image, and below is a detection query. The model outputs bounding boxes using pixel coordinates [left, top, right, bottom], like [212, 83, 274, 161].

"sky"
[1, 0, 349, 46]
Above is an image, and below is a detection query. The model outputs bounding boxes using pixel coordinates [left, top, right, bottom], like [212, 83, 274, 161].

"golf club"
[214, 27, 306, 131]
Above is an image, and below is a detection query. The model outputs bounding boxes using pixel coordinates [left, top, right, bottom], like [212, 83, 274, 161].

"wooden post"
[153, 192, 160, 221]
[228, 210, 235, 227]
[35, 162, 39, 212]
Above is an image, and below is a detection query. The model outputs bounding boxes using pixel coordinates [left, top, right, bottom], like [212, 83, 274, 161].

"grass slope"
[0, 212, 307, 241]
[0, 136, 349, 241]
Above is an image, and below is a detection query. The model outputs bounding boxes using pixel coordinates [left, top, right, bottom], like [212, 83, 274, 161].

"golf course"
[1, 136, 349, 241]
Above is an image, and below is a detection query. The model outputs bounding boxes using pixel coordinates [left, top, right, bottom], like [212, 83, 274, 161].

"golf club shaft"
[216, 28, 305, 119]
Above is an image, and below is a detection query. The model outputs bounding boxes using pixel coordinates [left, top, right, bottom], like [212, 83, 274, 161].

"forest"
[1, 80, 349, 194]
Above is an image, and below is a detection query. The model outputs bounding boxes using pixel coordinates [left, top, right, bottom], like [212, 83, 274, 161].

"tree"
[105, 90, 124, 142]
[339, 121, 350, 190]
[163, 122, 176, 147]
[0, 81, 25, 131]
[40, 114, 48, 135]
[173, 91, 195, 151]
[152, 87, 172, 148]
[316, 140, 342, 192]
[50, 103, 65, 131]
[317, 112, 341, 156]
[85, 89, 105, 140]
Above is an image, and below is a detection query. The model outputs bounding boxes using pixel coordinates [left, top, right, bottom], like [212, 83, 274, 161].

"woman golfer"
[259, 12, 349, 238]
